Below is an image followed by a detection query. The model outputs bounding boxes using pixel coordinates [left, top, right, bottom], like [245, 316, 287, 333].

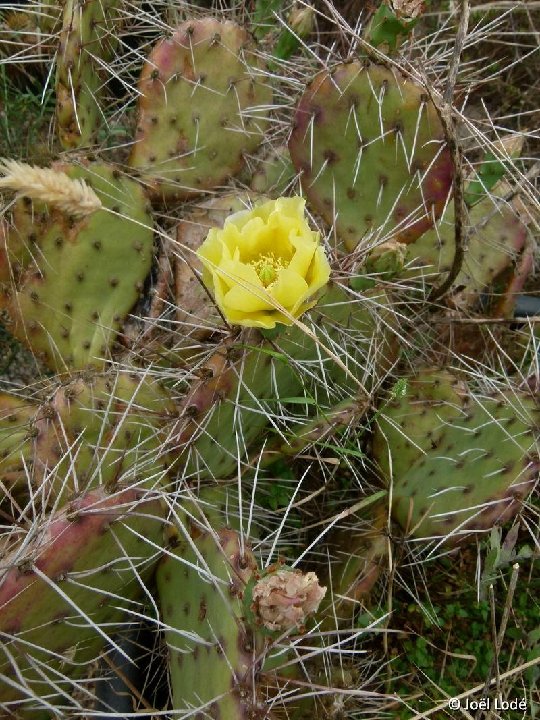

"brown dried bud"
[251, 568, 326, 631]
[390, 0, 425, 20]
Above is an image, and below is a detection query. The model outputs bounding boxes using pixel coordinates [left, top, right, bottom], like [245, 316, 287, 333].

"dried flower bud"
[251, 568, 326, 631]
[390, 0, 425, 20]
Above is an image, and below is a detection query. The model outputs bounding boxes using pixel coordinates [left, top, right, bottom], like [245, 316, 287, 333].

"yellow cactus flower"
[196, 197, 331, 329]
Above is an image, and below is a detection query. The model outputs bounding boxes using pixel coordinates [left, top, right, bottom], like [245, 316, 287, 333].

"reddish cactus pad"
[0, 487, 165, 716]
[128, 19, 272, 200]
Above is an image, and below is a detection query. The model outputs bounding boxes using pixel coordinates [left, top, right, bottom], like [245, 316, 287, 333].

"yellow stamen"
[250, 253, 286, 287]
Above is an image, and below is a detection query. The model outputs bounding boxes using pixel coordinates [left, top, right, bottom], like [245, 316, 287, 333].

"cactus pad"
[0, 162, 153, 372]
[289, 61, 453, 251]
[373, 370, 467, 483]
[32, 371, 176, 505]
[406, 195, 530, 312]
[0, 487, 165, 717]
[157, 522, 263, 719]
[0, 393, 37, 499]
[250, 146, 295, 196]
[175, 283, 397, 480]
[129, 19, 272, 200]
[380, 376, 539, 543]
[56, 0, 121, 148]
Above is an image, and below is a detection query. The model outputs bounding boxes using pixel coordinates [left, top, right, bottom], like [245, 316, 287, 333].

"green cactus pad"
[157, 523, 263, 719]
[0, 393, 37, 497]
[0, 486, 165, 718]
[250, 145, 295, 196]
[56, 0, 122, 148]
[0, 162, 153, 372]
[289, 61, 453, 251]
[267, 396, 367, 460]
[391, 390, 539, 543]
[405, 195, 529, 311]
[32, 371, 176, 505]
[1, 207, 30, 284]
[128, 18, 272, 200]
[373, 369, 467, 483]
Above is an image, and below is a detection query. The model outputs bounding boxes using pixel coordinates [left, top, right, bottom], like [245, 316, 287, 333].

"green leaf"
[464, 148, 519, 207]
[273, 27, 300, 60]
[242, 343, 288, 361]
[485, 545, 500, 574]
[252, 0, 284, 39]
[350, 276, 376, 291]
[348, 490, 388, 514]
[277, 396, 319, 405]
[368, 4, 417, 53]
[266, 458, 295, 480]
[317, 442, 366, 459]
[517, 544, 533, 560]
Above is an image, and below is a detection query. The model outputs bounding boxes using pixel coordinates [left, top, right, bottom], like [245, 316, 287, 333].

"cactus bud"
[287, 4, 315, 38]
[365, 241, 407, 279]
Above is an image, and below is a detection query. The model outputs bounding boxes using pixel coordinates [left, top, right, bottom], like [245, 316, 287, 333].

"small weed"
[0, 67, 55, 161]
[385, 549, 540, 719]
[257, 458, 297, 511]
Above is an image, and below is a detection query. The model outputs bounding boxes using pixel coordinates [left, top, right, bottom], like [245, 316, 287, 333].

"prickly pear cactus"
[56, 0, 122, 148]
[0, 0, 61, 65]
[289, 61, 453, 251]
[0, 392, 37, 499]
[128, 18, 273, 200]
[374, 372, 539, 544]
[157, 520, 263, 719]
[250, 146, 295, 197]
[0, 487, 165, 718]
[406, 194, 531, 312]
[1, 3, 538, 716]
[373, 369, 467, 482]
[32, 371, 177, 505]
[175, 282, 397, 481]
[0, 162, 153, 371]
[392, 390, 539, 543]
[156, 487, 327, 718]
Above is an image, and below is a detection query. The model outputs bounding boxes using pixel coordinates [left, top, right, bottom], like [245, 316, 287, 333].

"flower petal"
[270, 268, 309, 313]
[305, 246, 332, 292]
[221, 262, 274, 313]
[287, 236, 317, 278]
[223, 308, 291, 329]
